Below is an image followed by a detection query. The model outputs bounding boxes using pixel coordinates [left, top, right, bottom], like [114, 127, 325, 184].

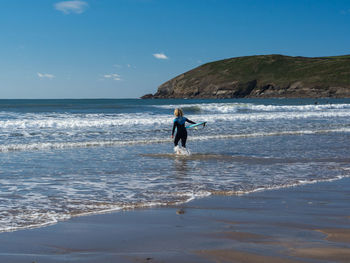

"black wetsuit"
[172, 116, 195, 148]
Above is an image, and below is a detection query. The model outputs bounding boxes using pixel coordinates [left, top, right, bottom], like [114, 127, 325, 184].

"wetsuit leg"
[180, 132, 187, 148]
[174, 133, 181, 146]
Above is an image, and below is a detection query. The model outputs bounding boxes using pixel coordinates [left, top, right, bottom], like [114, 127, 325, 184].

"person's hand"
[171, 135, 174, 139]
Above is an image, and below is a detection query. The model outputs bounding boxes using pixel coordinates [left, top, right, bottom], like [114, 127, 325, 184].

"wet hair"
[174, 108, 183, 117]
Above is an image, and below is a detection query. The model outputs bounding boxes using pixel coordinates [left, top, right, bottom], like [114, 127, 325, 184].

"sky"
[0, 0, 349, 99]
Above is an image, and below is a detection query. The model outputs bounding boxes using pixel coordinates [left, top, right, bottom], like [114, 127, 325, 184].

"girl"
[171, 108, 196, 148]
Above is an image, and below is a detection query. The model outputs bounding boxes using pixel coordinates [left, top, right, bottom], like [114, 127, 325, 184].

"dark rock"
[140, 93, 154, 99]
[176, 209, 185, 215]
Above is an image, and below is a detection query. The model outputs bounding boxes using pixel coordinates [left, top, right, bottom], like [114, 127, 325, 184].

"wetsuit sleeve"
[172, 121, 176, 136]
[186, 118, 196, 124]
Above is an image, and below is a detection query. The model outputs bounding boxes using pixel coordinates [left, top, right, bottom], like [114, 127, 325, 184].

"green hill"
[142, 54, 350, 98]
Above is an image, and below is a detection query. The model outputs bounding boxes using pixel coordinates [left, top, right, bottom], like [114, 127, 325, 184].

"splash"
[174, 145, 191, 155]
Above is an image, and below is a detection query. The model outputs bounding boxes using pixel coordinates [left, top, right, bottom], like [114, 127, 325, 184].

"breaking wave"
[1, 109, 350, 131]
[1, 128, 350, 152]
[154, 102, 350, 114]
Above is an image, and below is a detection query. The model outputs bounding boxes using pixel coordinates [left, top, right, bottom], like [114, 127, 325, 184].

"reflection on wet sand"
[198, 249, 301, 263]
[290, 247, 350, 263]
[141, 153, 350, 165]
[173, 158, 190, 176]
[316, 228, 350, 243]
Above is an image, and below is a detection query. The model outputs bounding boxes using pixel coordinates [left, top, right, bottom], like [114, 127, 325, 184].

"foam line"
[1, 108, 350, 130]
[154, 103, 350, 113]
[211, 174, 350, 196]
[1, 127, 349, 152]
[0, 191, 211, 233]
[2, 175, 349, 233]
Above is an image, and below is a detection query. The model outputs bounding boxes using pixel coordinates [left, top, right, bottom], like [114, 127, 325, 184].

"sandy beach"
[0, 177, 349, 263]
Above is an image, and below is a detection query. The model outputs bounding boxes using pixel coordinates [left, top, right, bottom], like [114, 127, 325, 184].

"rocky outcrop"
[142, 54, 350, 99]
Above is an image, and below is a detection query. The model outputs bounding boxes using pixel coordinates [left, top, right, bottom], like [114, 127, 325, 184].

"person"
[171, 108, 196, 148]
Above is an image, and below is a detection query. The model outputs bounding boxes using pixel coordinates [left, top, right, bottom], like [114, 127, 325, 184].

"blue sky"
[1, 0, 349, 99]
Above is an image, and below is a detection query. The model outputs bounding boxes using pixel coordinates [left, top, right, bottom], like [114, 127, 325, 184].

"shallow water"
[0, 98, 350, 232]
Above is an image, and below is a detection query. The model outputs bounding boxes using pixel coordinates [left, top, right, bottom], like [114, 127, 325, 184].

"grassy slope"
[187, 54, 350, 87]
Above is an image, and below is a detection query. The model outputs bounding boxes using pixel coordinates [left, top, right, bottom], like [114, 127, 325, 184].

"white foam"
[2, 105, 350, 132]
[178, 191, 211, 203]
[0, 113, 170, 130]
[1, 127, 349, 152]
[0, 211, 71, 233]
[154, 103, 350, 114]
[213, 174, 350, 196]
[208, 111, 350, 122]
[0, 192, 212, 233]
[191, 128, 350, 141]
[174, 146, 191, 155]
[0, 138, 169, 152]
[1, 165, 349, 233]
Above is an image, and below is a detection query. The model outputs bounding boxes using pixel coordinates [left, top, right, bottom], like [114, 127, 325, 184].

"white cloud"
[153, 53, 168, 60]
[103, 73, 121, 81]
[54, 1, 89, 14]
[37, 72, 55, 79]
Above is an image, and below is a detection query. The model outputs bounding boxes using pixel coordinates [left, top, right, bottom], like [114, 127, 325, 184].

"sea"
[1, 98, 350, 232]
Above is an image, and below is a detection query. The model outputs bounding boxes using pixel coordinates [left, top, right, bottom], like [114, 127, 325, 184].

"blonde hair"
[174, 108, 183, 117]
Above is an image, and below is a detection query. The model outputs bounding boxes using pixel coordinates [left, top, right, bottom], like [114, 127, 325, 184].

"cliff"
[142, 54, 350, 99]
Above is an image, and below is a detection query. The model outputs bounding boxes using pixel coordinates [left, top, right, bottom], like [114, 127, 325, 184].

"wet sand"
[141, 152, 350, 165]
[0, 178, 349, 263]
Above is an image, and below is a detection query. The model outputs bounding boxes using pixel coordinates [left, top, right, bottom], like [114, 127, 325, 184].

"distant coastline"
[142, 54, 350, 99]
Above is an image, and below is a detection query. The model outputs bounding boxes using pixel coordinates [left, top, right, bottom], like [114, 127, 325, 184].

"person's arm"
[172, 121, 176, 136]
[186, 118, 196, 124]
